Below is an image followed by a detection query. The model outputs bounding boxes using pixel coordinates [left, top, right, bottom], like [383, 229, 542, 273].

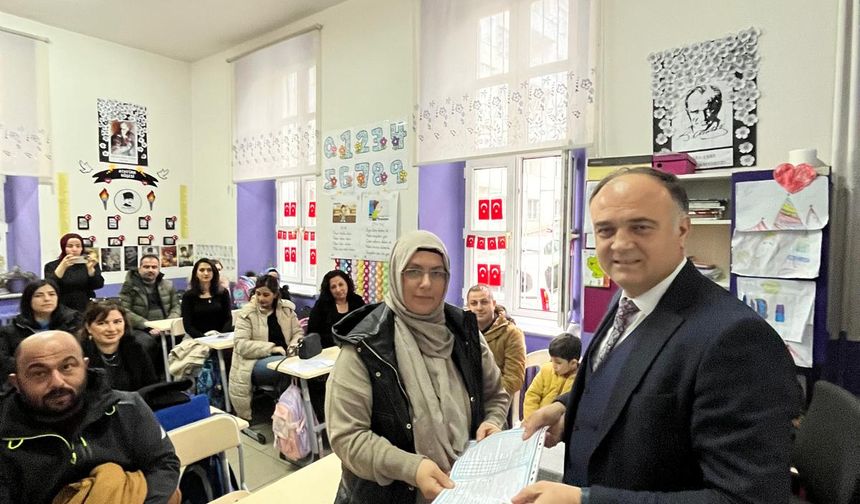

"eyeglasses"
[402, 268, 449, 283]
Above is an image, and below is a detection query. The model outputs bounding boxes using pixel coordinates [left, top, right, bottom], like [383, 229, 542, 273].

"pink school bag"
[272, 382, 312, 460]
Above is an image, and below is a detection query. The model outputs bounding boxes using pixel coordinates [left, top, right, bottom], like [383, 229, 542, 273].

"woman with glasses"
[325, 230, 509, 503]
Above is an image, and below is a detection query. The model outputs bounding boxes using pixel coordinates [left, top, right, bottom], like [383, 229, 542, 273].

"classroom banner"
[321, 119, 410, 195]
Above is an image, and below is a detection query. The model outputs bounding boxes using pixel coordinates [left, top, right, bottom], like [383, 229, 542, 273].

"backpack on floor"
[196, 358, 225, 410]
[178, 455, 238, 504]
[272, 382, 312, 460]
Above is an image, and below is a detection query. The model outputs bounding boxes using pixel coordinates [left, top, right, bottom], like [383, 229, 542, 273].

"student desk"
[238, 453, 341, 503]
[266, 346, 340, 459]
[143, 317, 181, 381]
[210, 406, 250, 431]
[198, 332, 236, 414]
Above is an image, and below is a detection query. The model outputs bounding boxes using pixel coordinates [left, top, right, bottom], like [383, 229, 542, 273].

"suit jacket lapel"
[591, 261, 700, 450]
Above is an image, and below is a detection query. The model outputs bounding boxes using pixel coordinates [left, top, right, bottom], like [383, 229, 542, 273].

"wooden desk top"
[266, 346, 340, 379]
[143, 317, 181, 332]
[239, 454, 341, 503]
[197, 332, 235, 350]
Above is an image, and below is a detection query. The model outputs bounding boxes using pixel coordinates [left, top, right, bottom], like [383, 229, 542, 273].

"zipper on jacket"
[360, 341, 410, 407]
[4, 433, 79, 464]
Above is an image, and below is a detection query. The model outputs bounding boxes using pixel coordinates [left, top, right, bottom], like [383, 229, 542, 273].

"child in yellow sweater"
[523, 332, 582, 421]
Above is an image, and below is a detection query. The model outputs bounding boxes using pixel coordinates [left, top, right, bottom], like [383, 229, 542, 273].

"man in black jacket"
[0, 331, 180, 504]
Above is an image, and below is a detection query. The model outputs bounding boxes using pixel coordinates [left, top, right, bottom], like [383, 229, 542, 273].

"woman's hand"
[271, 346, 287, 356]
[415, 458, 454, 500]
[476, 421, 501, 441]
[54, 254, 78, 277]
[86, 256, 98, 276]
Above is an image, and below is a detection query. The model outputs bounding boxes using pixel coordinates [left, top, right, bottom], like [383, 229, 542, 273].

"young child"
[523, 332, 582, 421]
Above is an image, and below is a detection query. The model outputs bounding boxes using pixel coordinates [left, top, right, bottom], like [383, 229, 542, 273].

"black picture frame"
[77, 216, 89, 230]
[107, 216, 119, 230]
[165, 218, 175, 230]
[163, 236, 176, 246]
[107, 237, 122, 247]
[138, 217, 149, 230]
[137, 236, 151, 246]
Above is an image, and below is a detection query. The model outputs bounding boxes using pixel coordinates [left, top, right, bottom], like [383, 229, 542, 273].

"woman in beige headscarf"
[326, 230, 509, 503]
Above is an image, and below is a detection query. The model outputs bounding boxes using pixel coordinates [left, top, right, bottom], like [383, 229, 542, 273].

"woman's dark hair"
[20, 279, 60, 322]
[254, 274, 282, 304]
[58, 233, 85, 259]
[79, 301, 131, 342]
[189, 258, 222, 296]
[318, 269, 356, 305]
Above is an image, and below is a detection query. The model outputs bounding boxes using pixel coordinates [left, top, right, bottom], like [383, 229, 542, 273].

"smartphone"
[70, 256, 88, 264]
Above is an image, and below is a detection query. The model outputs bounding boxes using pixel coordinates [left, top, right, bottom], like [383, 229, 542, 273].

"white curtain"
[232, 29, 319, 182]
[0, 30, 51, 179]
[828, 0, 860, 340]
[417, 0, 596, 165]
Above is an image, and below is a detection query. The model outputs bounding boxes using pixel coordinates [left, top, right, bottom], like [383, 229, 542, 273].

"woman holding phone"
[44, 233, 104, 312]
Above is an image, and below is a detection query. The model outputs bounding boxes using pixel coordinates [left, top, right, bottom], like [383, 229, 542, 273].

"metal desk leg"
[298, 378, 320, 457]
[216, 349, 232, 414]
[160, 333, 172, 382]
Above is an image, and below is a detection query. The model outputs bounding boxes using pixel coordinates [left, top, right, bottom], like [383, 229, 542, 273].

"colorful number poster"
[322, 119, 409, 195]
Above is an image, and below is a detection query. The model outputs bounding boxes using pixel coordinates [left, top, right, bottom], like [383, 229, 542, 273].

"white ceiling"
[0, 0, 348, 61]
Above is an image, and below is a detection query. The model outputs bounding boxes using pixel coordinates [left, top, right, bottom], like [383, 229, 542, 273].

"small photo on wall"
[137, 236, 151, 246]
[138, 217, 149, 230]
[124, 246, 139, 270]
[332, 201, 357, 223]
[161, 246, 177, 268]
[141, 245, 160, 257]
[107, 216, 119, 230]
[107, 237, 122, 247]
[100, 247, 122, 272]
[77, 216, 90, 230]
[165, 217, 176, 230]
[178, 244, 194, 267]
[82, 238, 94, 248]
[163, 236, 176, 246]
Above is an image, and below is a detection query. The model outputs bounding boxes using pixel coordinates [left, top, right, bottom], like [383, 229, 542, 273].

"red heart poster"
[491, 198, 503, 220]
[487, 237, 497, 250]
[477, 264, 489, 284]
[476, 237, 486, 250]
[478, 199, 490, 220]
[290, 248, 296, 262]
[497, 236, 507, 249]
[308, 202, 317, 218]
[310, 249, 317, 265]
[466, 235, 475, 248]
[489, 264, 501, 286]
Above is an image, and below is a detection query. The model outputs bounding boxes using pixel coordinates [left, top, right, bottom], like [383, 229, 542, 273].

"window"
[478, 11, 510, 78]
[276, 175, 317, 289]
[464, 152, 573, 327]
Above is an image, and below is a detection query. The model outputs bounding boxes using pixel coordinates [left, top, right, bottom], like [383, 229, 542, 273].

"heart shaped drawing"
[773, 163, 817, 194]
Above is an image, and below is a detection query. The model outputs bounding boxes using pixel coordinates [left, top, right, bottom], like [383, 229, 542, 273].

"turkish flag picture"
[491, 198, 503, 220]
[283, 203, 290, 217]
[304, 231, 309, 241]
[466, 235, 475, 248]
[487, 237, 497, 250]
[476, 237, 486, 250]
[477, 264, 489, 284]
[478, 199, 490, 220]
[310, 249, 317, 265]
[290, 248, 296, 262]
[497, 236, 507, 249]
[489, 264, 502, 286]
[290, 202, 297, 217]
[284, 247, 290, 262]
[308, 201, 317, 218]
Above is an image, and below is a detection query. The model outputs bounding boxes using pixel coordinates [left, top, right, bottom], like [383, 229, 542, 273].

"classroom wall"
[596, 0, 837, 168]
[190, 0, 419, 286]
[0, 12, 193, 285]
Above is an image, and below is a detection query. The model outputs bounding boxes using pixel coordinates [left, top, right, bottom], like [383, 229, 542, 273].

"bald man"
[0, 331, 179, 504]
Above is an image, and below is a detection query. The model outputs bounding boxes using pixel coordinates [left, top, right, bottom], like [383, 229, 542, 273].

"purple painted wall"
[5, 176, 41, 275]
[418, 162, 466, 306]
[237, 180, 276, 276]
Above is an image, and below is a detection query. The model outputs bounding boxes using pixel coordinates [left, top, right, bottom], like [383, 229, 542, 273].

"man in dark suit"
[513, 168, 801, 503]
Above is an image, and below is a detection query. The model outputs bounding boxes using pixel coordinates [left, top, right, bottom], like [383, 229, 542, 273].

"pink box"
[653, 152, 697, 175]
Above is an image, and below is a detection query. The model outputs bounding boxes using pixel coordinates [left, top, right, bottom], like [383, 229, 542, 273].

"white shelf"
[677, 167, 764, 181]
[690, 219, 731, 225]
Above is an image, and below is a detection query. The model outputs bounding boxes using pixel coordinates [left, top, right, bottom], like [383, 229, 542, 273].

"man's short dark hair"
[548, 332, 582, 361]
[589, 167, 689, 214]
[139, 254, 160, 265]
